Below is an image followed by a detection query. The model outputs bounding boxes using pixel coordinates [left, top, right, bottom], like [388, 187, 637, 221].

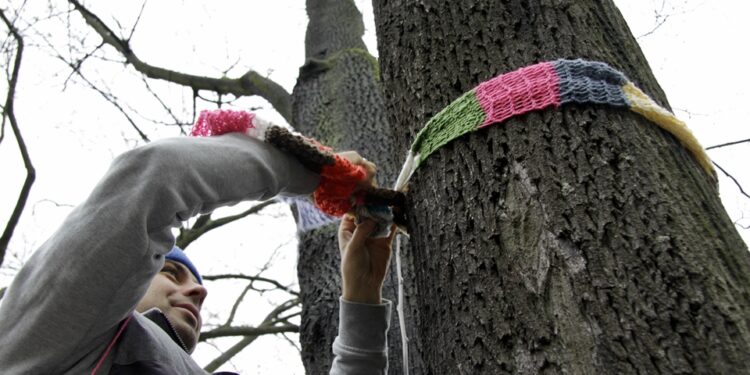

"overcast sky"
[1, 1, 748, 373]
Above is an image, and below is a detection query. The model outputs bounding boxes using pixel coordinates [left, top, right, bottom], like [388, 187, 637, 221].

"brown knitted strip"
[360, 187, 407, 226]
[361, 187, 406, 207]
[264, 127, 335, 173]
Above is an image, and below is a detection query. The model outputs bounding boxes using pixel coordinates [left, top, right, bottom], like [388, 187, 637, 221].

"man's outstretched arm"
[0, 134, 319, 374]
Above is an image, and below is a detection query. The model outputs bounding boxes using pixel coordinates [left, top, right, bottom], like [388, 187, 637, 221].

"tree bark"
[293, 0, 404, 373]
[374, 1, 750, 373]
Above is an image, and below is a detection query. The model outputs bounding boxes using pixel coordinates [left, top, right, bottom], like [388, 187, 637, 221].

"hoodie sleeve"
[330, 298, 392, 375]
[0, 134, 319, 374]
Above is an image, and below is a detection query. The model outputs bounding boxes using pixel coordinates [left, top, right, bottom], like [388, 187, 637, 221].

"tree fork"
[374, 0, 750, 373]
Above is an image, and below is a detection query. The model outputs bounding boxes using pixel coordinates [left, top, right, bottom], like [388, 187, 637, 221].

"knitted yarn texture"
[394, 59, 714, 191]
[191, 109, 369, 217]
[188, 60, 713, 234]
[190, 109, 397, 236]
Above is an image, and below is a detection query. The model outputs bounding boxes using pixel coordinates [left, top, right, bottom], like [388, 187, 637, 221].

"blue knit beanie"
[165, 246, 202, 285]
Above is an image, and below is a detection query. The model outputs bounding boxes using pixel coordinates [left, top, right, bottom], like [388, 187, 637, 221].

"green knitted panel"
[411, 90, 485, 166]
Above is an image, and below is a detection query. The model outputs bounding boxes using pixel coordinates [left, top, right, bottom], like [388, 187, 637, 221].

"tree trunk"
[293, 0, 405, 373]
[373, 1, 750, 373]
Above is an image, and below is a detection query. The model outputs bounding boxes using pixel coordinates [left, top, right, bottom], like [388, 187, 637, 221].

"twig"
[201, 298, 300, 372]
[280, 332, 302, 353]
[139, 76, 190, 134]
[195, 91, 241, 107]
[200, 323, 298, 340]
[127, 0, 148, 41]
[32, 199, 74, 215]
[63, 62, 151, 142]
[176, 200, 277, 248]
[706, 138, 750, 150]
[223, 281, 255, 328]
[713, 161, 750, 200]
[0, 9, 35, 269]
[202, 273, 299, 297]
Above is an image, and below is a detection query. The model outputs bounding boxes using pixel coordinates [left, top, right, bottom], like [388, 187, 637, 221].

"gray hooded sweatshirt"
[0, 134, 390, 374]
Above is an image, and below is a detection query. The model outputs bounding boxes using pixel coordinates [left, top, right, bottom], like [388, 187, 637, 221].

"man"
[0, 133, 392, 374]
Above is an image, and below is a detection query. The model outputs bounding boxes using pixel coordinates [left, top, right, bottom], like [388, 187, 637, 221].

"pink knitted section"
[475, 62, 561, 128]
[190, 109, 256, 137]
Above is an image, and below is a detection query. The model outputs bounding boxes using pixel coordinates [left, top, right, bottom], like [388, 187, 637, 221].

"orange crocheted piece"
[313, 154, 368, 216]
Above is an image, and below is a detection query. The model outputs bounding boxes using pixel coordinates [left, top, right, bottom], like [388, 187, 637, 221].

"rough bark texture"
[374, 1, 750, 374]
[293, 0, 404, 373]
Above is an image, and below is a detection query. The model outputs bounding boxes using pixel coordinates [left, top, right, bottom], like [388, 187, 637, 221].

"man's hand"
[338, 215, 396, 304]
[336, 151, 377, 188]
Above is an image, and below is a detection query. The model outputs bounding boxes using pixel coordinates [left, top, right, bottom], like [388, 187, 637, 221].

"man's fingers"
[339, 214, 356, 233]
[337, 151, 364, 165]
[337, 151, 378, 185]
[385, 224, 397, 244]
[347, 219, 377, 254]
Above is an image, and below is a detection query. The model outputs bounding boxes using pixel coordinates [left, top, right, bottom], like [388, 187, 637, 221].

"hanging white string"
[394, 234, 410, 375]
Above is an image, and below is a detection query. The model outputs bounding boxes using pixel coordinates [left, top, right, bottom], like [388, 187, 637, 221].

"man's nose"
[184, 281, 208, 306]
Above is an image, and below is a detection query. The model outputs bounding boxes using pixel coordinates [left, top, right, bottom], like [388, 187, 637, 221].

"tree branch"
[223, 281, 255, 328]
[200, 323, 298, 341]
[202, 273, 299, 296]
[62, 59, 151, 142]
[713, 161, 750, 200]
[0, 8, 35, 269]
[67, 0, 293, 122]
[706, 138, 750, 150]
[176, 200, 277, 249]
[203, 334, 256, 372]
[201, 298, 300, 371]
[201, 297, 300, 341]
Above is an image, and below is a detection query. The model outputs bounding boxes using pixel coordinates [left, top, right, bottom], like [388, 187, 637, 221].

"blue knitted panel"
[280, 196, 339, 232]
[553, 59, 629, 107]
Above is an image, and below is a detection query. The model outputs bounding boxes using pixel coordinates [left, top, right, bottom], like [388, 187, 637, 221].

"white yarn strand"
[395, 234, 410, 375]
[394, 151, 419, 192]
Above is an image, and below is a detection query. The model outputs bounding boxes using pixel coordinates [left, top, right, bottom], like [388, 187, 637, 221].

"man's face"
[136, 260, 208, 353]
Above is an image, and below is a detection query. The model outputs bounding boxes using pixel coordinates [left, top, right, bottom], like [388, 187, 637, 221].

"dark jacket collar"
[141, 308, 190, 353]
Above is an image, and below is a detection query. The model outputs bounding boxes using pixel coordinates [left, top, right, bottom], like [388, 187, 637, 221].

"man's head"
[136, 246, 207, 353]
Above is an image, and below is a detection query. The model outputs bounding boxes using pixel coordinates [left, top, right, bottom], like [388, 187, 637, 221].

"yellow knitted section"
[623, 82, 716, 180]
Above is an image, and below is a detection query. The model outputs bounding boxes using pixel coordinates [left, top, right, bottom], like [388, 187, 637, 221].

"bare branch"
[201, 297, 300, 341]
[139, 76, 190, 134]
[63, 63, 151, 142]
[67, 0, 293, 122]
[223, 281, 255, 328]
[275, 311, 302, 325]
[202, 273, 299, 296]
[203, 335, 254, 372]
[713, 161, 750, 200]
[176, 200, 277, 249]
[733, 213, 750, 230]
[0, 8, 35, 269]
[201, 298, 300, 371]
[280, 332, 302, 353]
[638, 13, 670, 39]
[126, 0, 148, 41]
[637, 0, 673, 39]
[200, 323, 298, 341]
[32, 199, 74, 215]
[706, 138, 750, 151]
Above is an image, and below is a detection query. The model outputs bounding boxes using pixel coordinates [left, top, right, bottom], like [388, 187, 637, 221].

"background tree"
[373, 0, 750, 373]
[290, 0, 406, 372]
